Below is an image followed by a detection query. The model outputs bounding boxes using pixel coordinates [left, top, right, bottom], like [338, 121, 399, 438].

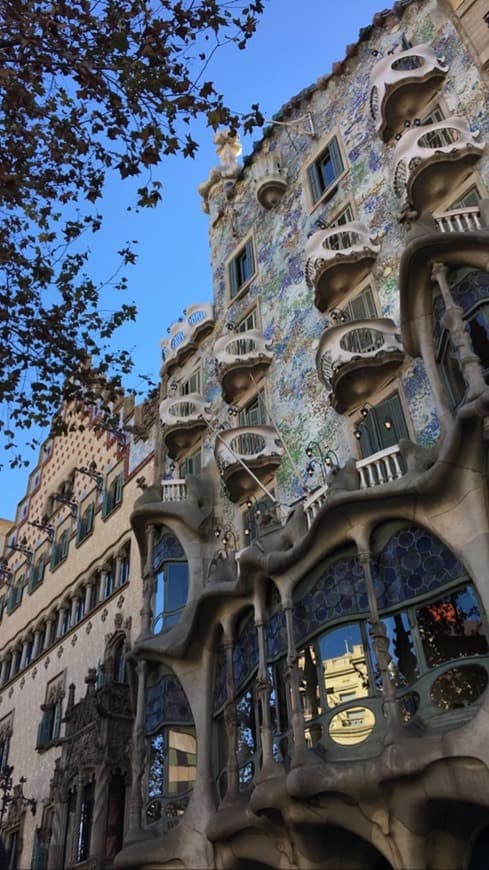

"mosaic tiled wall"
[172, 0, 489, 515]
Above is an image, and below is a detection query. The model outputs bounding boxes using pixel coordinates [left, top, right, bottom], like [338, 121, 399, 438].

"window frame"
[304, 131, 347, 211]
[102, 469, 124, 519]
[227, 235, 256, 302]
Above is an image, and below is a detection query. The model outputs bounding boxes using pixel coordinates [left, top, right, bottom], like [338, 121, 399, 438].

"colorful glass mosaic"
[232, 611, 259, 690]
[152, 527, 185, 570]
[146, 674, 193, 734]
[372, 525, 467, 610]
[265, 607, 288, 660]
[293, 555, 368, 646]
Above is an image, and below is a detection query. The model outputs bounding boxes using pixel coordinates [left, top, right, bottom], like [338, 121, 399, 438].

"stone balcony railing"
[305, 222, 380, 312]
[214, 329, 273, 403]
[304, 444, 405, 527]
[434, 205, 482, 234]
[160, 479, 188, 502]
[316, 318, 404, 412]
[215, 426, 284, 502]
[160, 303, 215, 373]
[369, 44, 448, 141]
[159, 394, 209, 459]
[393, 117, 484, 215]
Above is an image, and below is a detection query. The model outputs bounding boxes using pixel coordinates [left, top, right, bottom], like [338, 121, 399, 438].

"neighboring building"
[2, 0, 489, 868]
[0, 395, 156, 868]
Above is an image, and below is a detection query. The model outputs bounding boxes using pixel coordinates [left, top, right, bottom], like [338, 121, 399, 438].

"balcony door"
[357, 393, 409, 458]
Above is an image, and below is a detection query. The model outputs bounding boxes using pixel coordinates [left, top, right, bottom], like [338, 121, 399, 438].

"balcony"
[399, 203, 489, 357]
[393, 118, 484, 215]
[159, 394, 209, 460]
[252, 150, 288, 209]
[316, 319, 404, 413]
[160, 303, 214, 374]
[214, 426, 284, 502]
[305, 222, 380, 312]
[214, 330, 273, 403]
[304, 444, 406, 527]
[369, 45, 448, 141]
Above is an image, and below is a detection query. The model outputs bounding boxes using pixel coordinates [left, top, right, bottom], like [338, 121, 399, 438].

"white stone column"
[20, 638, 31, 670]
[45, 616, 56, 649]
[32, 628, 42, 659]
[0, 658, 10, 684]
[71, 596, 79, 626]
[56, 607, 66, 638]
[84, 581, 93, 613]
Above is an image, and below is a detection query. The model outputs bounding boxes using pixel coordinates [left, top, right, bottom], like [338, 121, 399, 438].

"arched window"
[113, 639, 127, 684]
[232, 609, 259, 789]
[152, 527, 189, 634]
[145, 668, 196, 828]
[433, 267, 489, 408]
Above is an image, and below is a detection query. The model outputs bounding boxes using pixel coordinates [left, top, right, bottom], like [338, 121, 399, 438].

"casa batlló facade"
[2, 1, 489, 868]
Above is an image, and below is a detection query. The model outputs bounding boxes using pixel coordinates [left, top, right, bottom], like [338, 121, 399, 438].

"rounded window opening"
[152, 526, 189, 634]
[145, 667, 196, 830]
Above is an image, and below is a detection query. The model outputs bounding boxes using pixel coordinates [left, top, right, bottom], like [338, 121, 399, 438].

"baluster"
[366, 461, 376, 488]
[455, 214, 463, 232]
[391, 451, 402, 479]
[358, 466, 368, 489]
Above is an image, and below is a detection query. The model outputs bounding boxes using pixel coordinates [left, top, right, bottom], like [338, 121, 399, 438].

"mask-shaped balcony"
[393, 118, 484, 215]
[159, 394, 209, 460]
[214, 426, 284, 502]
[252, 151, 288, 209]
[160, 303, 215, 374]
[370, 45, 448, 142]
[316, 319, 404, 412]
[214, 330, 274, 404]
[305, 222, 380, 312]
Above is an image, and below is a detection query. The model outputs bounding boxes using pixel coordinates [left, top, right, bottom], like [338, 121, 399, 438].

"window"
[242, 492, 277, 543]
[355, 393, 409, 458]
[342, 286, 378, 323]
[146, 668, 197, 828]
[238, 393, 267, 427]
[103, 563, 116, 599]
[179, 449, 202, 479]
[236, 307, 258, 333]
[76, 502, 94, 544]
[29, 553, 46, 593]
[449, 186, 481, 209]
[118, 548, 130, 586]
[307, 135, 345, 205]
[0, 713, 12, 773]
[229, 237, 255, 299]
[102, 472, 123, 518]
[50, 529, 69, 569]
[434, 268, 489, 408]
[76, 780, 95, 863]
[37, 675, 64, 750]
[420, 105, 455, 149]
[7, 577, 24, 614]
[152, 527, 189, 634]
[181, 368, 201, 395]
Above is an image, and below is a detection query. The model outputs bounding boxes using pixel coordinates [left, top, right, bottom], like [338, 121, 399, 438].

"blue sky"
[0, 0, 387, 520]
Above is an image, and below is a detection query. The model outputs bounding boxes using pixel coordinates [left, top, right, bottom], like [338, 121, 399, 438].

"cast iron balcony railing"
[160, 303, 214, 373]
[369, 44, 448, 141]
[214, 329, 273, 404]
[305, 222, 380, 312]
[393, 117, 484, 215]
[159, 394, 209, 460]
[316, 319, 404, 413]
[214, 425, 284, 502]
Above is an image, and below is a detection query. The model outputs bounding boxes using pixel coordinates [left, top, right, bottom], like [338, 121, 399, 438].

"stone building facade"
[2, 0, 489, 868]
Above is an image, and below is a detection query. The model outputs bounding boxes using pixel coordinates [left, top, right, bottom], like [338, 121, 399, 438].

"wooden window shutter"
[307, 161, 323, 203]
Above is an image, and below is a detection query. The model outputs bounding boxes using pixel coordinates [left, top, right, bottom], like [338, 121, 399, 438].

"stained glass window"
[232, 610, 259, 691]
[293, 554, 368, 646]
[213, 642, 227, 713]
[372, 524, 467, 609]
